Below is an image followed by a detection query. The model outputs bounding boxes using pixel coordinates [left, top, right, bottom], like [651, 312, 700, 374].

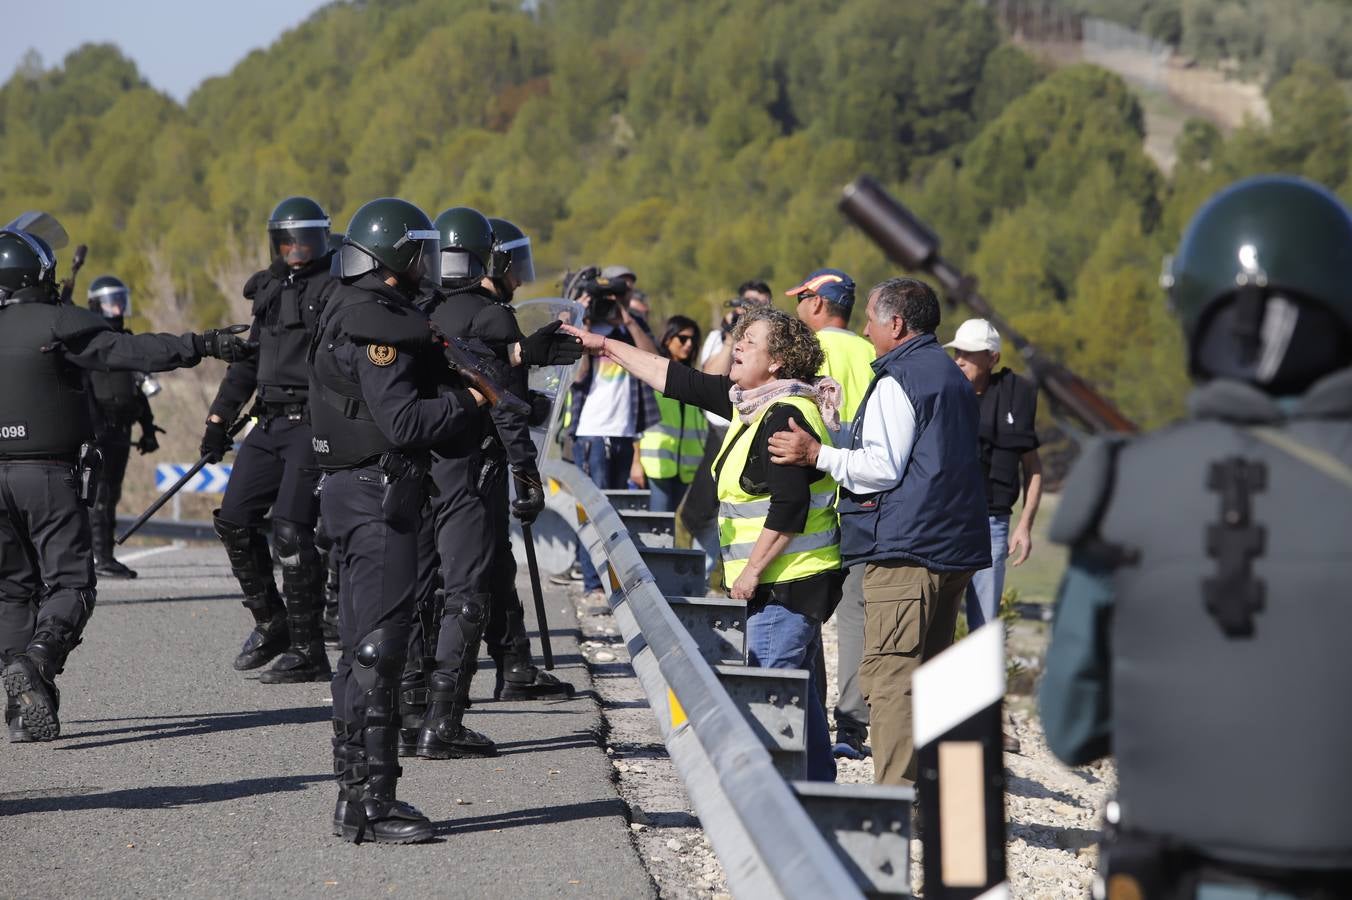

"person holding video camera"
[568, 268, 659, 607]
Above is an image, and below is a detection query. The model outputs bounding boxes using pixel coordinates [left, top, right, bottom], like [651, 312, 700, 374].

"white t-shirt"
[697, 330, 730, 429]
[575, 357, 635, 438]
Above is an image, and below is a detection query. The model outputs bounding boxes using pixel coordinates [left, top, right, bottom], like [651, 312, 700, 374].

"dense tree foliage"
[0, 0, 1347, 432]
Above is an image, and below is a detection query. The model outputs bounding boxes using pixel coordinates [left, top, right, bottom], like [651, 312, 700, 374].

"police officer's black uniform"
[204, 197, 339, 683]
[0, 227, 252, 743]
[313, 198, 487, 844]
[406, 210, 573, 761]
[85, 275, 161, 579]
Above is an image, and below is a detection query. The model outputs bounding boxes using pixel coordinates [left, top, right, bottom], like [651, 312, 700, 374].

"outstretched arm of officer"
[61, 320, 257, 372]
[349, 341, 485, 449]
[511, 320, 584, 368]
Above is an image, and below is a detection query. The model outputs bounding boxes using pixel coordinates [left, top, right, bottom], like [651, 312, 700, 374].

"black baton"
[520, 521, 554, 670]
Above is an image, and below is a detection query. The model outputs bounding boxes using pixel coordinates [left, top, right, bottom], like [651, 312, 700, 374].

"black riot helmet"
[432, 206, 495, 288]
[0, 229, 58, 303]
[87, 274, 131, 318]
[1166, 175, 1352, 395]
[268, 196, 331, 270]
[487, 217, 535, 302]
[339, 198, 441, 290]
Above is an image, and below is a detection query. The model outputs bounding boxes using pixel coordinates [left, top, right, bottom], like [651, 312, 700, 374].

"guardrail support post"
[619, 510, 677, 548]
[637, 547, 707, 597]
[663, 596, 745, 666]
[601, 488, 651, 512]
[792, 782, 915, 897]
[713, 665, 808, 779]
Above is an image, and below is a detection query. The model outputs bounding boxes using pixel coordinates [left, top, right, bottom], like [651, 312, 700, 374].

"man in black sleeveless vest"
[84, 275, 163, 579]
[1041, 175, 1352, 898]
[202, 197, 340, 684]
[0, 226, 252, 742]
[403, 209, 581, 760]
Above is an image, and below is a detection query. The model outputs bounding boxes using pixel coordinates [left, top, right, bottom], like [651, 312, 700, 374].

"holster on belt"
[377, 451, 426, 529]
[78, 442, 103, 508]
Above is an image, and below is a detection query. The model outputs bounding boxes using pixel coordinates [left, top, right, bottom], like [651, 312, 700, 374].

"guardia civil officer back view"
[0, 222, 254, 743]
[1040, 175, 1352, 899]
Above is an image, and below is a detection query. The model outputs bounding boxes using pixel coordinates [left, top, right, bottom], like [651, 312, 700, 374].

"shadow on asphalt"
[55, 706, 331, 750]
[0, 773, 329, 815]
[490, 730, 601, 757]
[96, 593, 244, 606]
[435, 797, 626, 835]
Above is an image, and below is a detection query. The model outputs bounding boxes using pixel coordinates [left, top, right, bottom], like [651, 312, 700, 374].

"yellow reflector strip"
[668, 688, 687, 729]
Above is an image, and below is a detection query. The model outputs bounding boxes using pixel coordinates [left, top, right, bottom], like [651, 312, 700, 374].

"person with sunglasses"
[630, 316, 707, 512]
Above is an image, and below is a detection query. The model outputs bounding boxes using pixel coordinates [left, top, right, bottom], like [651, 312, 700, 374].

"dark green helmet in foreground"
[432, 206, 494, 285]
[88, 274, 131, 318]
[268, 196, 331, 269]
[1167, 175, 1352, 394]
[0, 230, 58, 301]
[488, 217, 535, 285]
[340, 198, 441, 287]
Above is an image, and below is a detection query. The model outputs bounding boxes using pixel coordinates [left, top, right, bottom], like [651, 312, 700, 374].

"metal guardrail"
[544, 458, 910, 899]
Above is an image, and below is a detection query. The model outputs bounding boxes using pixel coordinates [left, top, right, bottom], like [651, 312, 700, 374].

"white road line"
[118, 541, 187, 563]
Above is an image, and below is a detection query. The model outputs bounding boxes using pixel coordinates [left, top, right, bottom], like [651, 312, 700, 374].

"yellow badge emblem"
[367, 344, 397, 367]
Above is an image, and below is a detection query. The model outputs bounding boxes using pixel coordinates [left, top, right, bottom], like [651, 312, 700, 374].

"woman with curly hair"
[566, 306, 842, 781]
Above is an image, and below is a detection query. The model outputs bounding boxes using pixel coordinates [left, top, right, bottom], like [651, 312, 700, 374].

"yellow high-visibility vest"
[715, 395, 840, 585]
[815, 327, 876, 428]
[639, 392, 708, 483]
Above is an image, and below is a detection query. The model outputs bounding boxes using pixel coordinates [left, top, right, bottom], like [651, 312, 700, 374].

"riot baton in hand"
[59, 244, 87, 305]
[520, 521, 555, 670]
[839, 175, 1138, 435]
[116, 415, 249, 544]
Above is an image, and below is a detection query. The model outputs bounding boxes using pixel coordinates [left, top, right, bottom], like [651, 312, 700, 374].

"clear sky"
[1, 0, 335, 102]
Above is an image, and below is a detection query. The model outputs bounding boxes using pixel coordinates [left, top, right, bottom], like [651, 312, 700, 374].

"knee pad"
[352, 627, 408, 693]
[273, 518, 322, 595]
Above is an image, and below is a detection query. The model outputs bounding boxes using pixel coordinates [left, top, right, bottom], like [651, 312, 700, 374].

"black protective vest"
[0, 302, 97, 457]
[249, 261, 335, 405]
[309, 282, 437, 470]
[87, 324, 141, 425]
[1099, 371, 1352, 870]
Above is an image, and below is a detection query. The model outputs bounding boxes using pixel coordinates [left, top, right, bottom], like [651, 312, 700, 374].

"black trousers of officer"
[218, 416, 320, 530]
[90, 423, 132, 560]
[0, 462, 96, 669]
[481, 469, 531, 670]
[322, 467, 418, 740]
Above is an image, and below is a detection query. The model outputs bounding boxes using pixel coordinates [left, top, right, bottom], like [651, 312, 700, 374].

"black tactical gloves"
[136, 424, 165, 455]
[200, 419, 230, 463]
[196, 324, 257, 362]
[511, 465, 545, 524]
[518, 320, 583, 367]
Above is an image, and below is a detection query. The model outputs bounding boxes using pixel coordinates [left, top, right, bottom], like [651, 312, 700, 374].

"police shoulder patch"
[366, 344, 397, 367]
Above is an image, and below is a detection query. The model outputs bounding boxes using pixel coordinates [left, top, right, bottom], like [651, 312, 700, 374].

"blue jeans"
[964, 514, 1009, 628]
[573, 436, 634, 592]
[746, 600, 836, 782]
[647, 476, 686, 513]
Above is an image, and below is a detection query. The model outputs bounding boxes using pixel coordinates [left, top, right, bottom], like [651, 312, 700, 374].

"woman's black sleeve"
[761, 406, 815, 533]
[661, 362, 735, 420]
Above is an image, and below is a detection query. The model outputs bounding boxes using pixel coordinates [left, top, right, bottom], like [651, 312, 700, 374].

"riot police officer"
[405, 209, 579, 762]
[85, 275, 163, 579]
[203, 197, 339, 684]
[0, 227, 252, 742]
[1040, 175, 1352, 898]
[313, 197, 488, 844]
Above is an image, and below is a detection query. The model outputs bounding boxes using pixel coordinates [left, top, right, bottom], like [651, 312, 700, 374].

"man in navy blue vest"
[769, 277, 990, 784]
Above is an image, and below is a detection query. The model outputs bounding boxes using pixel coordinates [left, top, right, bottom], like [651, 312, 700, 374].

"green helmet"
[488, 217, 535, 285]
[88, 274, 131, 318]
[268, 196, 331, 269]
[0, 230, 57, 301]
[432, 206, 494, 285]
[1167, 175, 1352, 392]
[340, 198, 441, 287]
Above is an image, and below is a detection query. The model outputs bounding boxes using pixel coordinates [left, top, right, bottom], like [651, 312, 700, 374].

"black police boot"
[5, 697, 31, 743]
[263, 521, 333, 684]
[214, 514, 289, 671]
[416, 674, 497, 759]
[332, 719, 356, 836]
[94, 557, 138, 579]
[3, 643, 61, 742]
[91, 512, 137, 579]
[397, 674, 427, 758]
[494, 643, 574, 701]
[339, 632, 432, 845]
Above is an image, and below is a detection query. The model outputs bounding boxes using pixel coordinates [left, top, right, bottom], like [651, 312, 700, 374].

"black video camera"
[577, 275, 630, 321]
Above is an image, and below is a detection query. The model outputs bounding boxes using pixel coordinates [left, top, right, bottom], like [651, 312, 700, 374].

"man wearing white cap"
[945, 319, 1043, 629]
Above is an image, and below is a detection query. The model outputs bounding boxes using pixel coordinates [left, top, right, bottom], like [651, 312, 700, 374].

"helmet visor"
[269, 221, 329, 268]
[398, 230, 442, 286]
[89, 284, 131, 318]
[440, 248, 486, 282]
[493, 235, 535, 284]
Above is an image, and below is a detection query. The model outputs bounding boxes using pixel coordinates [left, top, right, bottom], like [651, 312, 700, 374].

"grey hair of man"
[869, 276, 941, 335]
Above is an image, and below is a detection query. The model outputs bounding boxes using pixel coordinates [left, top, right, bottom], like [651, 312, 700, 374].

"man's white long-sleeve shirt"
[815, 375, 916, 494]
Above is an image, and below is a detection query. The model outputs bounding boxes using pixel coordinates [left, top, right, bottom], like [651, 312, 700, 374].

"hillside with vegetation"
[1, 0, 1348, 436]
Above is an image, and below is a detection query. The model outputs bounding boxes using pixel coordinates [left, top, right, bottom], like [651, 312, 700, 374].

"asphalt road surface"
[0, 542, 653, 899]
